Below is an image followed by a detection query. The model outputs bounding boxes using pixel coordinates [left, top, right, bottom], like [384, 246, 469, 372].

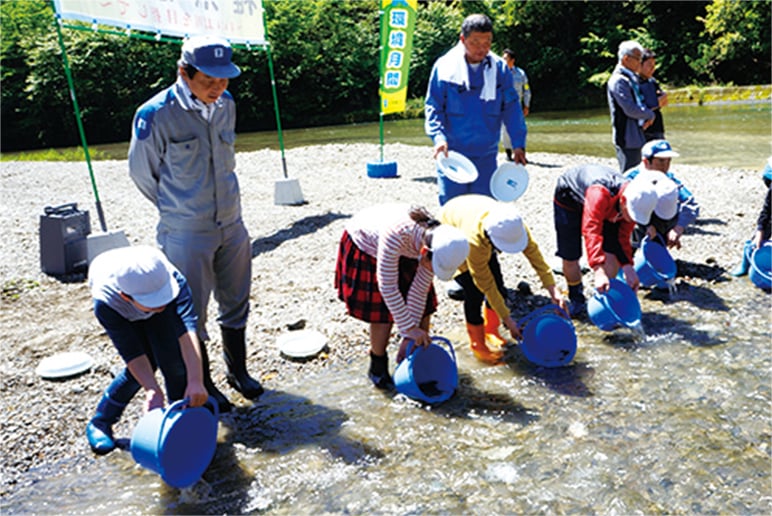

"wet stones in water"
[418, 381, 442, 397]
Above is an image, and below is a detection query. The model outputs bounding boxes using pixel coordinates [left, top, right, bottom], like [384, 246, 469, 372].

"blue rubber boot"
[86, 394, 127, 455]
[731, 241, 752, 277]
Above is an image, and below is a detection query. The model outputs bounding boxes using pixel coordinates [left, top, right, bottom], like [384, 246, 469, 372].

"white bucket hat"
[634, 170, 679, 220]
[115, 246, 179, 308]
[653, 176, 679, 220]
[483, 203, 528, 253]
[430, 225, 469, 281]
[622, 175, 658, 225]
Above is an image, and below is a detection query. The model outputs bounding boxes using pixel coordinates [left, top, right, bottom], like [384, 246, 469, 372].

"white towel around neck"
[435, 41, 497, 101]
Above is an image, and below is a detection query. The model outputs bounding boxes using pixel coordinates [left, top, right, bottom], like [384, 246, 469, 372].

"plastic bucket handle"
[591, 289, 626, 327]
[749, 241, 772, 286]
[156, 397, 218, 453]
[404, 335, 456, 366]
[517, 304, 571, 335]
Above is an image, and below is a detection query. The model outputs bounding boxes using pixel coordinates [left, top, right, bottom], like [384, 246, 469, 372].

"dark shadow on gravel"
[642, 280, 730, 311]
[524, 160, 563, 168]
[429, 372, 540, 426]
[412, 176, 437, 184]
[251, 211, 349, 258]
[179, 389, 384, 514]
[602, 310, 726, 351]
[505, 353, 594, 398]
[222, 390, 381, 461]
[684, 217, 727, 237]
[675, 259, 728, 282]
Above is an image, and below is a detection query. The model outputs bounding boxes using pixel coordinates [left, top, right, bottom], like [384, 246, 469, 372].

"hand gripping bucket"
[517, 305, 577, 367]
[634, 236, 676, 288]
[749, 241, 772, 290]
[130, 397, 219, 488]
[587, 279, 642, 331]
[393, 336, 458, 404]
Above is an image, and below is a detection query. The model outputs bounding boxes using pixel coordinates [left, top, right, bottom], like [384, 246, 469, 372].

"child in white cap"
[553, 164, 659, 317]
[85, 246, 208, 455]
[625, 139, 699, 249]
[440, 194, 566, 363]
[335, 204, 468, 389]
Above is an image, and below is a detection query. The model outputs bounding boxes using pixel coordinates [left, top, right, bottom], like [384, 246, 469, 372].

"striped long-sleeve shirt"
[346, 204, 434, 337]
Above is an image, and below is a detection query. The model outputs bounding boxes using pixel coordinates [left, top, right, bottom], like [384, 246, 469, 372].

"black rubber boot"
[368, 351, 394, 390]
[200, 341, 233, 413]
[222, 326, 264, 400]
[86, 394, 127, 455]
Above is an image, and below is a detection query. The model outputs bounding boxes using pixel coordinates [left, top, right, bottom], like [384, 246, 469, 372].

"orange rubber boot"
[484, 307, 507, 349]
[467, 323, 504, 364]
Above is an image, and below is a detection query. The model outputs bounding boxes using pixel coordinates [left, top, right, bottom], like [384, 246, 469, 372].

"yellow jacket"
[440, 194, 555, 319]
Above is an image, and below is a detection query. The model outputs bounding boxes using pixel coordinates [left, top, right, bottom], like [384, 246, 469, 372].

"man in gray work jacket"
[128, 35, 262, 412]
[606, 40, 656, 173]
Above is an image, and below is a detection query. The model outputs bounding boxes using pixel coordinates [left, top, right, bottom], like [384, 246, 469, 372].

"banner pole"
[377, 6, 386, 163]
[53, 13, 108, 232]
[264, 43, 288, 179]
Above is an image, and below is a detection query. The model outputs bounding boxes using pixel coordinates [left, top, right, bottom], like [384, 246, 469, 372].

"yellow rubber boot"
[467, 323, 504, 364]
[484, 307, 507, 349]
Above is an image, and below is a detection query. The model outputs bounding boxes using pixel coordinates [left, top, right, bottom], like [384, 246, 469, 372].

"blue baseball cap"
[181, 35, 241, 79]
[763, 156, 772, 182]
[642, 139, 680, 159]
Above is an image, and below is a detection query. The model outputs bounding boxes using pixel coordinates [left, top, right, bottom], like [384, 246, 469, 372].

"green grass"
[1, 278, 40, 302]
[0, 147, 111, 162]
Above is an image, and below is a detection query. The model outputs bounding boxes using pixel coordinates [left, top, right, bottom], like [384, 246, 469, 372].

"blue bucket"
[634, 236, 676, 288]
[518, 305, 577, 367]
[587, 279, 642, 331]
[366, 161, 398, 178]
[130, 397, 219, 488]
[749, 241, 772, 290]
[393, 336, 458, 404]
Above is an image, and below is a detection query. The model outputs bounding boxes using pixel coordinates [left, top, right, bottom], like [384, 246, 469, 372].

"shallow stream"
[3, 273, 770, 514]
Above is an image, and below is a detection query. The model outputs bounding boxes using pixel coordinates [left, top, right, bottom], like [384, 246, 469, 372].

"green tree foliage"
[693, 0, 771, 84]
[1, 0, 769, 151]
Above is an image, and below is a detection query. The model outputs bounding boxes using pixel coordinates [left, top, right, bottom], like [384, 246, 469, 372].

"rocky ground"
[0, 143, 765, 497]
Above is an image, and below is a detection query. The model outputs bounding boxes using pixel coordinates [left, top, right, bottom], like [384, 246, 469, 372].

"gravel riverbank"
[0, 143, 766, 497]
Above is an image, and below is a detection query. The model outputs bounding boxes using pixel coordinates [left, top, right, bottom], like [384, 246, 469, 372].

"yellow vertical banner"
[379, 0, 417, 115]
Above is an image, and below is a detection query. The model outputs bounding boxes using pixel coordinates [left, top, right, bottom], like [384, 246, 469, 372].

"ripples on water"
[3, 279, 770, 514]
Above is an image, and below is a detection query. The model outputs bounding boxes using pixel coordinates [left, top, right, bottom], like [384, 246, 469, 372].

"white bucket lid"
[277, 329, 327, 358]
[437, 151, 479, 184]
[35, 351, 93, 379]
[490, 162, 529, 202]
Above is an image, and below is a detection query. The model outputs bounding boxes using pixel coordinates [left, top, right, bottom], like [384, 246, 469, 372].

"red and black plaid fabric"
[335, 230, 437, 323]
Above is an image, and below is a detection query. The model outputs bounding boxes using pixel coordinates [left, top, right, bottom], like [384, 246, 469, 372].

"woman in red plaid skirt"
[335, 204, 468, 389]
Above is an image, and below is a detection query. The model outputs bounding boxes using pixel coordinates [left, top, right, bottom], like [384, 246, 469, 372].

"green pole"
[264, 44, 288, 178]
[377, 6, 386, 163]
[53, 13, 108, 232]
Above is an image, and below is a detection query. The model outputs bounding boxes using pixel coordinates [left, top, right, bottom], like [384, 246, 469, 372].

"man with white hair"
[607, 40, 656, 173]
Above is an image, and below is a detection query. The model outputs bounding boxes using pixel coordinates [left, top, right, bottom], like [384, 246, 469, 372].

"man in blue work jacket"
[425, 13, 527, 206]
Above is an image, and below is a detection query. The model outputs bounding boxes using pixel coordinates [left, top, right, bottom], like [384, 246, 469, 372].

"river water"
[230, 102, 771, 170]
[3, 277, 770, 513]
[11, 102, 769, 170]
